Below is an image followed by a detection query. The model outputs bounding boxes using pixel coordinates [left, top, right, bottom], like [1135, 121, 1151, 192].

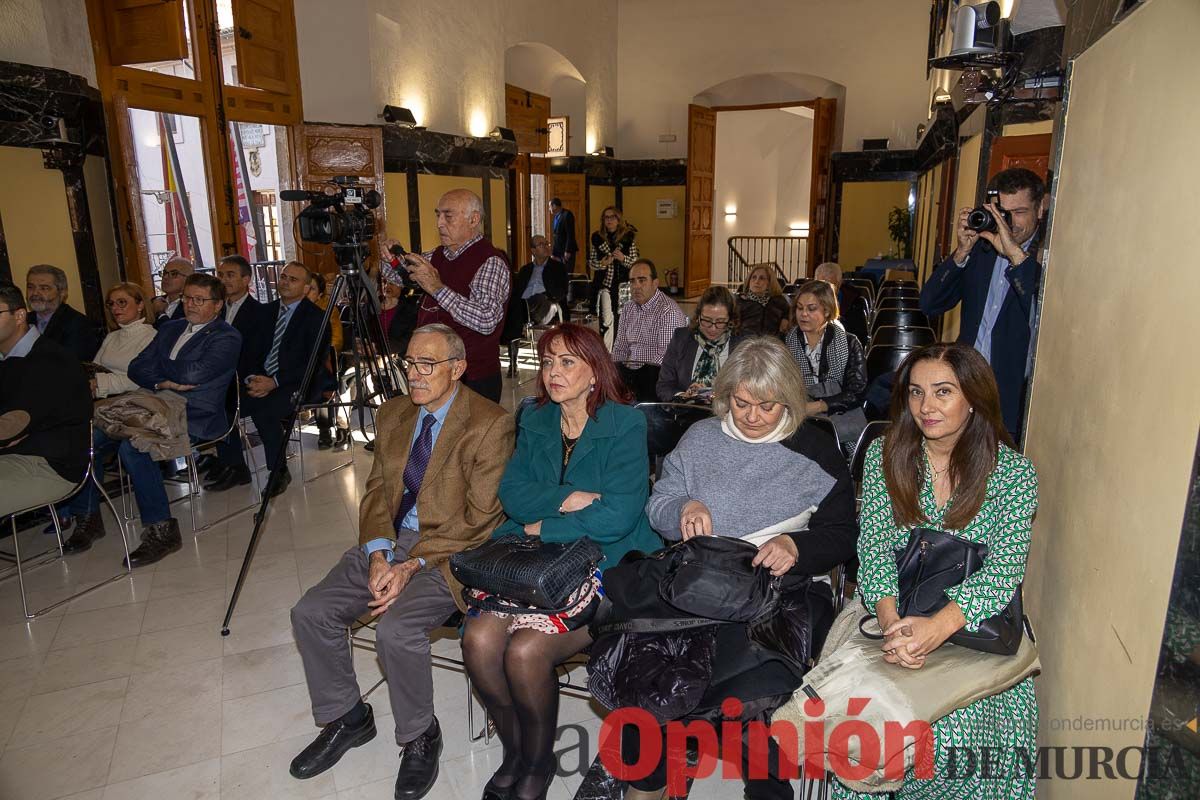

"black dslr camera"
[283, 176, 381, 269]
[966, 189, 1012, 235]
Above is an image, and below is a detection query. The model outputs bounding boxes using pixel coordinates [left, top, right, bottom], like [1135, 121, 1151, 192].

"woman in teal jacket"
[463, 323, 660, 800]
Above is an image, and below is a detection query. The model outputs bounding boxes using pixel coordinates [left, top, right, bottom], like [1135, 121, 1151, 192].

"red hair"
[535, 323, 632, 416]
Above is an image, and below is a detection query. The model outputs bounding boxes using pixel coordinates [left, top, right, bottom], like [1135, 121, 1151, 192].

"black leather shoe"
[124, 518, 182, 568]
[63, 512, 106, 554]
[317, 429, 334, 450]
[205, 464, 251, 492]
[332, 428, 351, 452]
[201, 464, 232, 487]
[481, 773, 517, 800]
[364, 439, 376, 453]
[195, 454, 220, 476]
[289, 704, 377, 780]
[395, 717, 442, 800]
[262, 469, 292, 498]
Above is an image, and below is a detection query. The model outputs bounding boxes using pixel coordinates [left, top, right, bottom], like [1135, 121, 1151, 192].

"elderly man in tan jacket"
[289, 323, 515, 800]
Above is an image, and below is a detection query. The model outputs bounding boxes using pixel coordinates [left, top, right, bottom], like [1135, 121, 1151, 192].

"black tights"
[462, 612, 592, 800]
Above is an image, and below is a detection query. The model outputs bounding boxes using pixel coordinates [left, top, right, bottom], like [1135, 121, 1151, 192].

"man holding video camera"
[921, 167, 1048, 439]
[381, 189, 510, 403]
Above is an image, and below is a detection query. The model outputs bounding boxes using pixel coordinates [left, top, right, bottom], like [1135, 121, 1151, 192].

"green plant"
[888, 206, 913, 259]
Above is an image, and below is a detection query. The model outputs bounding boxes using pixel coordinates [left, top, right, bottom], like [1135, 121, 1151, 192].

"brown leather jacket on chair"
[357, 386, 516, 611]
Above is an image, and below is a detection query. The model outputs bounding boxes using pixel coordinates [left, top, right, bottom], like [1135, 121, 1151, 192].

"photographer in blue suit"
[70, 273, 241, 567]
[920, 168, 1047, 440]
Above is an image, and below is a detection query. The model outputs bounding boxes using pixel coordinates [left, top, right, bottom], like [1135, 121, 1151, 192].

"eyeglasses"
[106, 298, 133, 308]
[161, 269, 185, 279]
[698, 316, 729, 329]
[400, 357, 457, 376]
[0, 308, 16, 316]
[182, 295, 218, 305]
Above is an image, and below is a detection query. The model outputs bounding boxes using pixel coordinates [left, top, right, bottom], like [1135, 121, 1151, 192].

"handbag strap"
[595, 616, 723, 637]
[858, 614, 885, 641]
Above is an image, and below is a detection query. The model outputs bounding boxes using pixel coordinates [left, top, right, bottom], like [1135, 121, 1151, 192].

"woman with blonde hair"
[628, 336, 858, 800]
[737, 264, 790, 337]
[589, 205, 639, 349]
[55, 281, 157, 549]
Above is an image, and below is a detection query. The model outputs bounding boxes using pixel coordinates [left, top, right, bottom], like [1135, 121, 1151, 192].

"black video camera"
[966, 189, 1012, 235]
[283, 177, 381, 267]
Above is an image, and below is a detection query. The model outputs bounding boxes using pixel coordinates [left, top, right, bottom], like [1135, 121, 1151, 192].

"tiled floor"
[0, 355, 756, 800]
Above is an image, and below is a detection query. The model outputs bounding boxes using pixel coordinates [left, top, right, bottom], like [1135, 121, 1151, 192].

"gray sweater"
[645, 417, 858, 575]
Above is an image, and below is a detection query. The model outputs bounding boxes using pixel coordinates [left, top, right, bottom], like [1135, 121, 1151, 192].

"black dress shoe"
[332, 428, 351, 451]
[317, 429, 334, 450]
[290, 704, 377, 780]
[63, 512, 106, 554]
[124, 518, 182, 568]
[205, 464, 251, 492]
[481, 773, 517, 800]
[262, 469, 292, 498]
[201, 464, 232, 487]
[195, 454, 220, 475]
[395, 716, 443, 800]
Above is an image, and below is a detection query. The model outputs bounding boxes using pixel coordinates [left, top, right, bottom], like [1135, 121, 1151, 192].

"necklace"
[561, 429, 579, 467]
[924, 444, 951, 479]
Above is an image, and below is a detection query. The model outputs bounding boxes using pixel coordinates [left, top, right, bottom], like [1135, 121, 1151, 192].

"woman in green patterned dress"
[833, 343, 1038, 799]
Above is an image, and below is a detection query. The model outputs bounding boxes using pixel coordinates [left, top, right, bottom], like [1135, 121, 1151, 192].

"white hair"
[813, 262, 842, 286]
[411, 323, 466, 360]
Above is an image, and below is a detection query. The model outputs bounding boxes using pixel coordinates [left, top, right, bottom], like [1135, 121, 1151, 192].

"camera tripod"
[222, 240, 401, 633]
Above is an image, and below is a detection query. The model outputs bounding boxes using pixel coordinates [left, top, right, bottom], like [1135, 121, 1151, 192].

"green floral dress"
[832, 438, 1039, 799]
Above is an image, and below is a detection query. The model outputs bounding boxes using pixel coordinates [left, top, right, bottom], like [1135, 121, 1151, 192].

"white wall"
[711, 108, 813, 282]
[297, 0, 619, 150]
[615, 0, 930, 158]
[505, 43, 587, 156]
[0, 0, 96, 85]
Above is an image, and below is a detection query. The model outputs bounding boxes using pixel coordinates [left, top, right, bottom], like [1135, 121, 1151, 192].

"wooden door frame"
[684, 104, 716, 297]
[986, 133, 1053, 181]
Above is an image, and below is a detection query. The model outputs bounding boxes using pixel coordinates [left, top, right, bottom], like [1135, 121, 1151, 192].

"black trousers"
[463, 372, 502, 403]
[618, 363, 660, 404]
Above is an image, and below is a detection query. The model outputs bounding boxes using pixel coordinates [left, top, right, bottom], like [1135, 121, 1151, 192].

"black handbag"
[449, 534, 604, 612]
[659, 536, 781, 624]
[863, 527, 1025, 656]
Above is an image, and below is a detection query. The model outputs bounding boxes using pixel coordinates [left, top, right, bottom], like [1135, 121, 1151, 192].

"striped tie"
[264, 306, 288, 376]
[394, 414, 437, 530]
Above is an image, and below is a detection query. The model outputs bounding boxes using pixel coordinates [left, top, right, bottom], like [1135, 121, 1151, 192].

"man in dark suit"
[503, 235, 568, 342]
[151, 257, 193, 328]
[243, 261, 331, 497]
[0, 284, 92, 521]
[205, 254, 273, 491]
[24, 264, 100, 362]
[920, 168, 1047, 439]
[549, 197, 577, 271]
[78, 273, 241, 565]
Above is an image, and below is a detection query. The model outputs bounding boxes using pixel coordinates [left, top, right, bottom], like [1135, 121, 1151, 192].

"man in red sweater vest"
[382, 189, 510, 402]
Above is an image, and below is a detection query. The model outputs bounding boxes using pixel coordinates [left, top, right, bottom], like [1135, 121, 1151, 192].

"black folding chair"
[870, 325, 935, 349]
[865, 345, 918, 384]
[870, 309, 930, 336]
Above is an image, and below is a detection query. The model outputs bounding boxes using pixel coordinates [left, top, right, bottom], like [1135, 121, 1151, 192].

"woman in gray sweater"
[629, 337, 859, 800]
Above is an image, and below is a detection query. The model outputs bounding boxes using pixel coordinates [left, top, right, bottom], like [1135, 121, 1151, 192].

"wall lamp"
[490, 126, 517, 142]
[380, 105, 418, 127]
[591, 145, 614, 158]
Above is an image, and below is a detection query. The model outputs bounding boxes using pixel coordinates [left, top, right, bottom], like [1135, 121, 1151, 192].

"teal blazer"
[495, 400, 662, 572]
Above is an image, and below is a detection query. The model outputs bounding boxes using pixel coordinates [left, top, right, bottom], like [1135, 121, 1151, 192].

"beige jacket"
[94, 389, 191, 461]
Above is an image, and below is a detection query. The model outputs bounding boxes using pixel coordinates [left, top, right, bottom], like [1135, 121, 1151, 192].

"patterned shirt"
[612, 290, 688, 366]
[422, 234, 511, 335]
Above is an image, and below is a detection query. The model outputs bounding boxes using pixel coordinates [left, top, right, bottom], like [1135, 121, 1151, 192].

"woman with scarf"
[616, 336, 858, 800]
[737, 264, 791, 337]
[655, 285, 743, 401]
[588, 206, 639, 350]
[784, 279, 868, 450]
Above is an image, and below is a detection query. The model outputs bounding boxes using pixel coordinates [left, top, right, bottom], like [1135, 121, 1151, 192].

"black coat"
[245, 298, 331, 406]
[920, 239, 1042, 436]
[551, 208, 578, 267]
[737, 294, 790, 338]
[503, 257, 569, 342]
[225, 295, 273, 383]
[797, 325, 868, 414]
[40, 303, 101, 362]
[655, 327, 746, 401]
[153, 299, 186, 329]
[0, 335, 92, 482]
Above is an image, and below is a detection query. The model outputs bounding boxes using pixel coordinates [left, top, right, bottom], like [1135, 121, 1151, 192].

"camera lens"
[966, 207, 997, 234]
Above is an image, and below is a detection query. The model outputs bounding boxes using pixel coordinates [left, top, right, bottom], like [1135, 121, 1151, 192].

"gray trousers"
[290, 533, 459, 744]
